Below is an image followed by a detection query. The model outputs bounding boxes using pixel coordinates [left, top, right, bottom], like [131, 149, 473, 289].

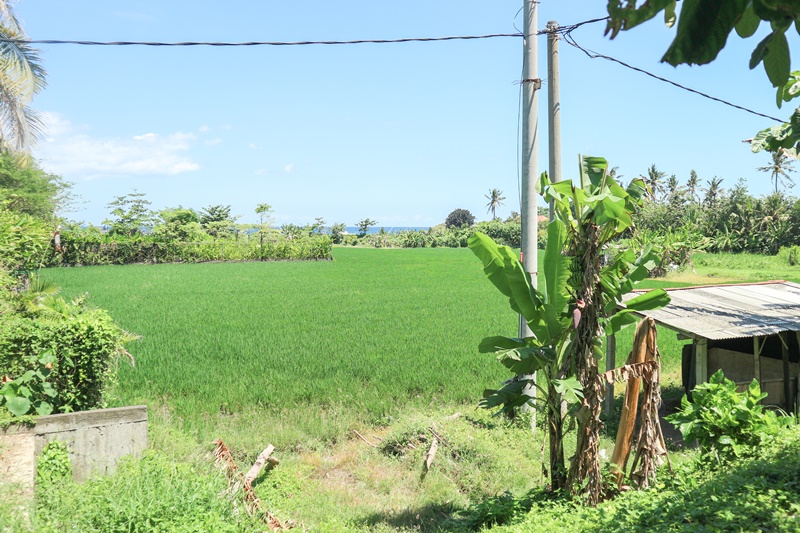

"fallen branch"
[243, 444, 275, 488]
[424, 438, 439, 472]
[212, 439, 289, 531]
[352, 429, 378, 448]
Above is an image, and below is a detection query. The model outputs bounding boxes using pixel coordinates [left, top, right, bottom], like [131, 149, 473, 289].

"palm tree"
[703, 177, 724, 208]
[640, 164, 666, 202]
[686, 170, 700, 202]
[485, 188, 506, 220]
[757, 150, 796, 194]
[0, 2, 46, 154]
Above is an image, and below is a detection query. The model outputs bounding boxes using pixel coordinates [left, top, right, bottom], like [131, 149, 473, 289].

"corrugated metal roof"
[621, 281, 800, 340]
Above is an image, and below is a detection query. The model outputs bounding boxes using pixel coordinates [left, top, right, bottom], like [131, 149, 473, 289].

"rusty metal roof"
[621, 280, 800, 340]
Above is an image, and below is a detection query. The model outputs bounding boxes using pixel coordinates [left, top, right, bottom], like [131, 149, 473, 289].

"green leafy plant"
[36, 440, 72, 485]
[666, 370, 793, 463]
[0, 351, 58, 417]
[470, 155, 670, 502]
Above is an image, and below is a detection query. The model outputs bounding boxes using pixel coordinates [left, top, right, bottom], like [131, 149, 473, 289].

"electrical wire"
[562, 29, 785, 123]
[0, 16, 608, 47]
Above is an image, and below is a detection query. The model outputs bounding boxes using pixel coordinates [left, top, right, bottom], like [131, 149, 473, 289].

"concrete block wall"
[0, 405, 148, 492]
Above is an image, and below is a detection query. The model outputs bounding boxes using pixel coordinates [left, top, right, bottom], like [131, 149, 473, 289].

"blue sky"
[18, 1, 795, 227]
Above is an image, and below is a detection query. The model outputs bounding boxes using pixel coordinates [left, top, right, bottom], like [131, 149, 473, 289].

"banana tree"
[469, 155, 670, 501]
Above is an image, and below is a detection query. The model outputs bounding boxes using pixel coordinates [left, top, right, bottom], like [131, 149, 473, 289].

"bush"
[444, 208, 475, 229]
[0, 209, 50, 273]
[0, 306, 135, 414]
[45, 229, 332, 266]
[665, 370, 793, 463]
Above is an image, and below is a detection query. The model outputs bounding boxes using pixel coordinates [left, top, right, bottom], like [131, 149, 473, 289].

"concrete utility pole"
[519, 0, 540, 420]
[546, 20, 561, 223]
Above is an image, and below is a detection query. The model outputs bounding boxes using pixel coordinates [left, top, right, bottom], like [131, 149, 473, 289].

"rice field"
[42, 247, 798, 448]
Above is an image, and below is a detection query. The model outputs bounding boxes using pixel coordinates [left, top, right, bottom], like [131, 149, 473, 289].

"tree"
[484, 188, 506, 220]
[0, 152, 73, 220]
[0, 2, 46, 154]
[757, 150, 796, 193]
[200, 204, 234, 238]
[605, 2, 800, 156]
[153, 206, 204, 242]
[356, 218, 377, 238]
[444, 208, 475, 229]
[641, 164, 665, 202]
[330, 222, 347, 244]
[470, 156, 669, 503]
[703, 177, 725, 208]
[255, 203, 273, 231]
[104, 190, 154, 237]
[686, 170, 700, 202]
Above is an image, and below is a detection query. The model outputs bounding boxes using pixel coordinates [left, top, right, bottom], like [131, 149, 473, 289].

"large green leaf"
[553, 377, 584, 406]
[480, 380, 533, 414]
[605, 0, 677, 38]
[735, 3, 760, 38]
[496, 346, 555, 375]
[662, 0, 748, 66]
[624, 288, 671, 312]
[579, 155, 608, 190]
[479, 336, 527, 354]
[468, 232, 541, 320]
[6, 396, 31, 417]
[763, 30, 791, 88]
[544, 220, 571, 314]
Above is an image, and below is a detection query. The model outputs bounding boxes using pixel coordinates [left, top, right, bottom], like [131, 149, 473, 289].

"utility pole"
[546, 20, 561, 223]
[519, 0, 540, 421]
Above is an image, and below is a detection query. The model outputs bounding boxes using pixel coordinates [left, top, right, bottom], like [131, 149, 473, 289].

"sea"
[344, 226, 429, 235]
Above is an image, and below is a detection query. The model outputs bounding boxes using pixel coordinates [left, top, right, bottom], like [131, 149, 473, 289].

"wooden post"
[782, 332, 791, 411]
[605, 334, 616, 416]
[753, 337, 762, 384]
[695, 338, 708, 386]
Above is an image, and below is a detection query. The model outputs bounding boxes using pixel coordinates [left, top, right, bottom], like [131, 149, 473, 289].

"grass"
[27, 246, 800, 531]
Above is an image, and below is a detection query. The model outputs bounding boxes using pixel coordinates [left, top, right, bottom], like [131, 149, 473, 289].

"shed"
[612, 280, 800, 413]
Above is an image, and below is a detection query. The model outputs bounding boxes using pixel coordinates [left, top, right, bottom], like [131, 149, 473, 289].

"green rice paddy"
[42, 247, 798, 449]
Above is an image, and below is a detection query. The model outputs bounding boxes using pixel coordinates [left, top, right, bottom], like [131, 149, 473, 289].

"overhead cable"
[562, 30, 784, 123]
[0, 16, 609, 47]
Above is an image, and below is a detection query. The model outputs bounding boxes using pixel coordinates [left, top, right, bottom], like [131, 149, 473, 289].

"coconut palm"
[0, 2, 46, 154]
[702, 177, 724, 208]
[757, 150, 796, 194]
[640, 164, 666, 202]
[484, 188, 506, 220]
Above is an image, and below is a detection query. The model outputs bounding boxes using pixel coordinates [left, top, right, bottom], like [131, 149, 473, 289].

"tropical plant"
[356, 218, 377, 238]
[758, 150, 796, 193]
[666, 370, 793, 464]
[329, 222, 346, 244]
[0, 2, 46, 154]
[444, 208, 475, 229]
[0, 154, 72, 220]
[686, 169, 700, 202]
[255, 203, 273, 230]
[200, 204, 234, 238]
[485, 188, 506, 220]
[702, 177, 724, 208]
[0, 351, 58, 416]
[641, 164, 665, 201]
[470, 155, 669, 503]
[104, 190, 154, 237]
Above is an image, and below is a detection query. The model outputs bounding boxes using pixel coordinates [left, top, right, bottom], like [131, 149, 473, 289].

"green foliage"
[665, 370, 793, 463]
[0, 351, 58, 417]
[329, 222, 347, 244]
[0, 306, 136, 414]
[153, 207, 204, 242]
[36, 440, 72, 485]
[30, 452, 263, 532]
[0, 154, 72, 220]
[444, 208, 475, 229]
[46, 228, 332, 265]
[200, 204, 235, 238]
[356, 218, 377, 238]
[0, 208, 49, 274]
[463, 491, 535, 530]
[104, 190, 154, 237]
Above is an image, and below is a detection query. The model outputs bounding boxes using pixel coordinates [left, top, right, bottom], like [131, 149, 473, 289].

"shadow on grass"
[358, 501, 471, 533]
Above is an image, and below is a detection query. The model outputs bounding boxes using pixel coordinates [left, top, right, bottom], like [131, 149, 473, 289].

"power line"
[562, 30, 784, 123]
[0, 16, 609, 47]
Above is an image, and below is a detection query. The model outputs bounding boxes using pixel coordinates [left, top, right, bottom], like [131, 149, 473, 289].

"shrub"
[0, 209, 50, 273]
[444, 208, 475, 229]
[665, 370, 793, 463]
[0, 306, 136, 414]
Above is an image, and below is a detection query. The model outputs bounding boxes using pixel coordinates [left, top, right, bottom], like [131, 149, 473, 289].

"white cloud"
[204, 138, 222, 146]
[248, 143, 261, 150]
[198, 125, 211, 133]
[254, 168, 269, 176]
[37, 112, 201, 180]
[284, 164, 294, 174]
